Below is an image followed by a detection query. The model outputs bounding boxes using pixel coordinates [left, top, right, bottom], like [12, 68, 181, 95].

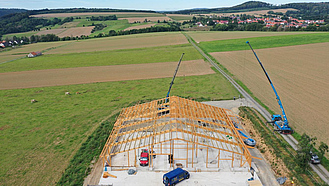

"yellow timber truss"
[100, 96, 254, 169]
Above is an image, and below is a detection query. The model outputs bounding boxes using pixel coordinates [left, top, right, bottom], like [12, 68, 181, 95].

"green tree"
[30, 35, 36, 43]
[296, 133, 317, 171]
[318, 142, 329, 161]
[213, 24, 228, 31]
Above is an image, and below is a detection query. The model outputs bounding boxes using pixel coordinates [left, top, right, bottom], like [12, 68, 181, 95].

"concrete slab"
[99, 171, 254, 186]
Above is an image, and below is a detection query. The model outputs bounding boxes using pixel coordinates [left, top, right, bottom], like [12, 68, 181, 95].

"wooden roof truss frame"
[100, 96, 253, 168]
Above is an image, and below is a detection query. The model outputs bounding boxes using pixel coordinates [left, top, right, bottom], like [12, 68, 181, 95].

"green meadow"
[0, 72, 239, 185]
[198, 32, 329, 53]
[0, 44, 202, 73]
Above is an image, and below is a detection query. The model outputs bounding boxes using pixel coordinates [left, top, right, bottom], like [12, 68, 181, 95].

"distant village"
[0, 40, 24, 48]
[197, 15, 325, 29]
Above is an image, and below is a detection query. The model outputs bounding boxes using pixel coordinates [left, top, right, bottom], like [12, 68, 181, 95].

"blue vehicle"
[235, 125, 256, 146]
[246, 41, 293, 134]
[163, 168, 190, 186]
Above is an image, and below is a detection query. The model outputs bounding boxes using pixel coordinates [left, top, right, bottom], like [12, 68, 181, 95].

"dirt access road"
[0, 60, 213, 89]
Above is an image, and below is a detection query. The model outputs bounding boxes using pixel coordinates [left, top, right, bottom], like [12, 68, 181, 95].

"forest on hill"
[172, 1, 329, 20]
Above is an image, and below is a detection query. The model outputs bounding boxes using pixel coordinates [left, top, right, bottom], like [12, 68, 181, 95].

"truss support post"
[134, 149, 136, 167]
[128, 151, 130, 167]
[186, 142, 188, 168]
[218, 150, 220, 168]
[206, 147, 209, 168]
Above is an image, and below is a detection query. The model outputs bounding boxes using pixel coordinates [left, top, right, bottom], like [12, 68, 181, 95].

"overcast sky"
[0, 0, 328, 11]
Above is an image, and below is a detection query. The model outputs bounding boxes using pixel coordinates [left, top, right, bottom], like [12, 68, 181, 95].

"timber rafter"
[100, 96, 253, 167]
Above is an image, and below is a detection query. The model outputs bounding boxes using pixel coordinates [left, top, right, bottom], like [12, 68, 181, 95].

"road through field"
[0, 59, 213, 89]
[184, 33, 280, 186]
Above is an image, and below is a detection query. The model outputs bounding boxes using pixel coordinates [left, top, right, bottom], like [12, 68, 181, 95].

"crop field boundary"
[0, 59, 214, 90]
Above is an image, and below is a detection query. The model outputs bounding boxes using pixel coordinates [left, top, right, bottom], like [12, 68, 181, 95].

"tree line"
[0, 13, 76, 38]
[28, 8, 155, 15]
[89, 15, 117, 21]
[0, 8, 27, 17]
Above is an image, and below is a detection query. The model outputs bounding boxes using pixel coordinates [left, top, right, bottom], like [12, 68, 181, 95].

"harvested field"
[210, 42, 329, 145]
[47, 32, 188, 54]
[199, 8, 297, 17]
[36, 28, 66, 36]
[57, 26, 94, 37]
[119, 17, 172, 23]
[0, 60, 214, 89]
[187, 31, 317, 43]
[58, 21, 80, 28]
[123, 23, 156, 31]
[32, 12, 164, 18]
[166, 14, 193, 21]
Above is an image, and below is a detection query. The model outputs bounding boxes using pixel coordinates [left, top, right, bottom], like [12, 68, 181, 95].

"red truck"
[140, 149, 149, 166]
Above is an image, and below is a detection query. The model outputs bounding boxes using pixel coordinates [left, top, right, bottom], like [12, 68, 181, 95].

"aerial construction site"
[97, 96, 262, 186]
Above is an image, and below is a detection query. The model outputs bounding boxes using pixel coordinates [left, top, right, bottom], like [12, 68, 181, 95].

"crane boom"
[166, 53, 185, 98]
[246, 41, 292, 133]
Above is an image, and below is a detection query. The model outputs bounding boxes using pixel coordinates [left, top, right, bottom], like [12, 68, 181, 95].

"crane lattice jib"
[246, 41, 289, 126]
[166, 53, 185, 98]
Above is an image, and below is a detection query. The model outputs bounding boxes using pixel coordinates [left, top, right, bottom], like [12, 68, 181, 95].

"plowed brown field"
[123, 23, 156, 31]
[57, 27, 94, 38]
[0, 59, 213, 89]
[46, 32, 188, 54]
[210, 42, 329, 144]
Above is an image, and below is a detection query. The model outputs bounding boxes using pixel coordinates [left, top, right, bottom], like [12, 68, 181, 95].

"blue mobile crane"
[158, 53, 184, 116]
[234, 123, 256, 147]
[246, 41, 293, 134]
[166, 53, 185, 98]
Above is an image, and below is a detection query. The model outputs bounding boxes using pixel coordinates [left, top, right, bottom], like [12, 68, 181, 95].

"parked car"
[140, 149, 149, 166]
[311, 153, 321, 164]
[163, 168, 189, 186]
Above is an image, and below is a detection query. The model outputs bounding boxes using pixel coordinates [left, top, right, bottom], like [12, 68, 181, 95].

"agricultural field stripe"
[0, 60, 214, 89]
[199, 33, 329, 53]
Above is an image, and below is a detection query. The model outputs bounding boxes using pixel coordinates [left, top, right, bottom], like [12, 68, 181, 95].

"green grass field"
[2, 31, 38, 40]
[0, 72, 239, 185]
[198, 32, 329, 53]
[0, 44, 202, 73]
[167, 15, 193, 21]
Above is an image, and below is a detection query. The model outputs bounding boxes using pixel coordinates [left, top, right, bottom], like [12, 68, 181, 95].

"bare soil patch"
[57, 27, 94, 37]
[187, 31, 317, 43]
[0, 60, 213, 89]
[58, 21, 80, 28]
[242, 113, 291, 180]
[211, 42, 329, 145]
[123, 23, 156, 31]
[47, 32, 188, 54]
[119, 17, 172, 23]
